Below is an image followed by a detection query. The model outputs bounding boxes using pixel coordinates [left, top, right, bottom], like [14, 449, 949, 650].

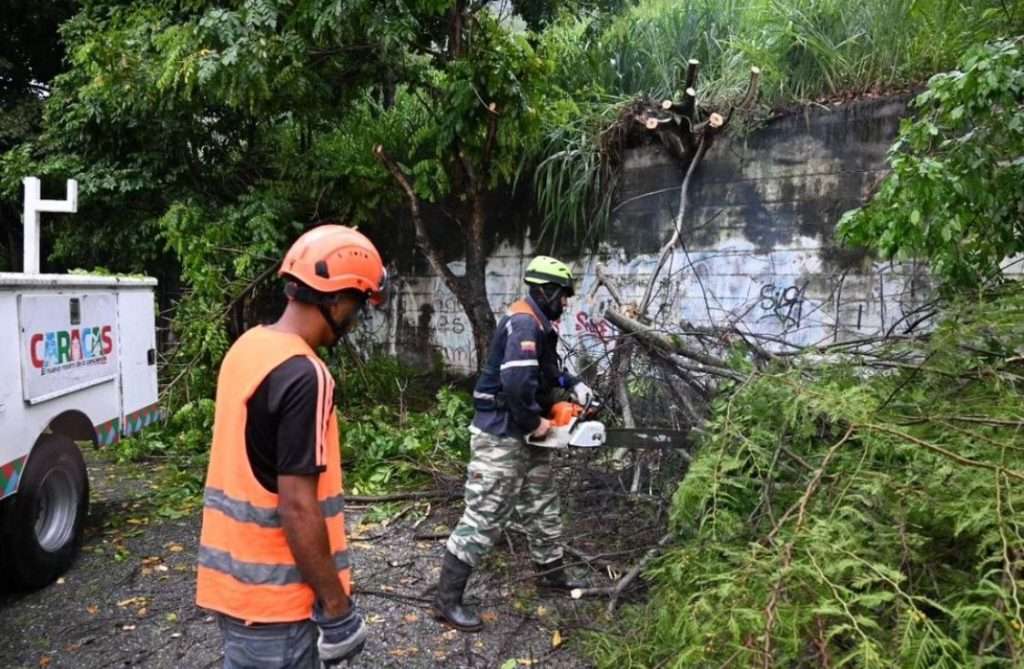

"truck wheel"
[5, 434, 89, 589]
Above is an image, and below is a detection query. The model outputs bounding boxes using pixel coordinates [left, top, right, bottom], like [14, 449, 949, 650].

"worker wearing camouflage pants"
[434, 257, 593, 633]
[447, 430, 563, 569]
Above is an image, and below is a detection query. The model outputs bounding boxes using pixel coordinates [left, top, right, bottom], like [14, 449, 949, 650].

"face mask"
[537, 286, 565, 321]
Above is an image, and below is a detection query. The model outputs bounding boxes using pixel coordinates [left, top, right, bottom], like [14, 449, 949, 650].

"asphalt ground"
[0, 448, 620, 669]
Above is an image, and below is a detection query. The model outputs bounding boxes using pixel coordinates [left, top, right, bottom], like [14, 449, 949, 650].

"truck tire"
[4, 434, 89, 589]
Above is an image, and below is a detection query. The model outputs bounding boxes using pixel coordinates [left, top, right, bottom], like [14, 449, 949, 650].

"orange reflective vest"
[196, 326, 350, 623]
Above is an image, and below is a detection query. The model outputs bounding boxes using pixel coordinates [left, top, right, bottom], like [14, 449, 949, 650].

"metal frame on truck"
[0, 178, 160, 588]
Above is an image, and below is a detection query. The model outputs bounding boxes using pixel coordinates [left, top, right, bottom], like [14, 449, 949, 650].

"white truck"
[0, 178, 159, 588]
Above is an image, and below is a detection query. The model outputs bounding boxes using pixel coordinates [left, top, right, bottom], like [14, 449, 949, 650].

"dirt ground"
[0, 447, 674, 668]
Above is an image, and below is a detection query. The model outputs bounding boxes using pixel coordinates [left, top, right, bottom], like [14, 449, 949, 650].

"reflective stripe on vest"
[199, 546, 350, 586]
[204, 487, 345, 528]
[196, 326, 350, 623]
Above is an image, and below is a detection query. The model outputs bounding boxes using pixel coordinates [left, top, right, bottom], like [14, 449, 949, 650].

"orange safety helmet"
[279, 225, 388, 306]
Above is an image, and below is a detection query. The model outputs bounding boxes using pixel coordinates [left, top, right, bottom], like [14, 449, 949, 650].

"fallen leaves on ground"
[388, 646, 420, 658]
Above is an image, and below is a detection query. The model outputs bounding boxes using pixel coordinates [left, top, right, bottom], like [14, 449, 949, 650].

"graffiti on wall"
[758, 281, 808, 330]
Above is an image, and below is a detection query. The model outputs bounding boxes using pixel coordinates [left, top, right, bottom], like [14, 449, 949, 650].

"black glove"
[312, 601, 367, 666]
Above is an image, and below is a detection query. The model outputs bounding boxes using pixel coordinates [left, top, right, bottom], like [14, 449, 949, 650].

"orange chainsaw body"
[549, 401, 584, 427]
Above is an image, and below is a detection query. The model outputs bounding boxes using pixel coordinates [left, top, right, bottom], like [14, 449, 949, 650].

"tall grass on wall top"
[554, 0, 1018, 106]
[534, 0, 1022, 248]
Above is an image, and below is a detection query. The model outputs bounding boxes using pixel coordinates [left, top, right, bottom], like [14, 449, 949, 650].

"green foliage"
[588, 288, 1024, 667]
[534, 0, 1023, 245]
[552, 0, 1019, 106]
[113, 399, 214, 517]
[342, 387, 472, 494]
[0, 0, 587, 400]
[113, 398, 215, 464]
[115, 378, 470, 503]
[840, 39, 1024, 290]
[330, 353, 417, 411]
[0, 0, 77, 271]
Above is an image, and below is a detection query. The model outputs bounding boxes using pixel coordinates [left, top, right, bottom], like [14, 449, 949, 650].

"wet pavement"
[0, 449, 611, 668]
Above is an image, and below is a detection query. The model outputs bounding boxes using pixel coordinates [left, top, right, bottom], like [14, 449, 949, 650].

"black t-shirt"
[245, 355, 332, 493]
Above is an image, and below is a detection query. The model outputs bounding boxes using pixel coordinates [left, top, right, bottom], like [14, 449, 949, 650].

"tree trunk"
[374, 146, 496, 372]
[459, 186, 496, 370]
[463, 282, 495, 371]
[448, 0, 466, 59]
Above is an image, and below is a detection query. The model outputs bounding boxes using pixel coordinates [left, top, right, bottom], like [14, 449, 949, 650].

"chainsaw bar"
[603, 428, 690, 450]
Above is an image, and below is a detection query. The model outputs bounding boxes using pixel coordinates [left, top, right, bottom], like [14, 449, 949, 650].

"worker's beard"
[319, 306, 357, 346]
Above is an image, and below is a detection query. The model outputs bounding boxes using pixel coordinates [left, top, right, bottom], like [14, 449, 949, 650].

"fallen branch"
[414, 532, 449, 541]
[594, 263, 626, 307]
[352, 587, 432, 604]
[604, 308, 732, 372]
[570, 532, 675, 614]
[861, 424, 1024, 482]
[347, 490, 461, 503]
[638, 135, 708, 315]
[662, 353, 746, 383]
[767, 427, 854, 543]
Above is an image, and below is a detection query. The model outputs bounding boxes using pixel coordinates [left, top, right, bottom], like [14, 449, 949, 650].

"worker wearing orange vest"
[196, 225, 387, 668]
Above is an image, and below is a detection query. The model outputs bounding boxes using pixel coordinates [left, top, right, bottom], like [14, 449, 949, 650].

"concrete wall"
[356, 96, 931, 375]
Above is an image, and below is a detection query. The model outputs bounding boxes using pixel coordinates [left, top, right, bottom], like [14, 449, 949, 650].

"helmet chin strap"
[318, 305, 353, 342]
[533, 285, 565, 321]
[285, 281, 366, 343]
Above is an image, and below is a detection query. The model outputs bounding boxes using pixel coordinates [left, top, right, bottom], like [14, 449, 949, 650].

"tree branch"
[638, 135, 708, 315]
[480, 102, 499, 175]
[373, 145, 463, 292]
[604, 307, 731, 371]
[862, 424, 1024, 482]
[594, 263, 625, 307]
[683, 59, 700, 92]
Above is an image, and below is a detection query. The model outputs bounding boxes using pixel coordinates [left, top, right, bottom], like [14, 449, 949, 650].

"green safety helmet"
[524, 256, 575, 296]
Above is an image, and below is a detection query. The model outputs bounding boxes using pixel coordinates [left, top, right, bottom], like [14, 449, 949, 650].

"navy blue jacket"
[472, 296, 577, 439]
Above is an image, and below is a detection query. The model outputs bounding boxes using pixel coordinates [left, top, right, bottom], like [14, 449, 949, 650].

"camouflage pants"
[446, 430, 564, 568]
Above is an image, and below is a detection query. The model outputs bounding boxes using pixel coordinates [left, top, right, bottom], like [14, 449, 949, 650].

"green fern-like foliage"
[589, 288, 1024, 667]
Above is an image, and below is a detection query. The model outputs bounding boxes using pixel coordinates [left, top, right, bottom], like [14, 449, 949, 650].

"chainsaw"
[525, 397, 689, 451]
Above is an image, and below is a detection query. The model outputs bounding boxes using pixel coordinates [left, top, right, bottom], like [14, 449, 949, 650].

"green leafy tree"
[366, 7, 576, 364]
[0, 0, 438, 399]
[0, 0, 78, 271]
[589, 288, 1024, 667]
[4, 0, 581, 386]
[839, 39, 1024, 289]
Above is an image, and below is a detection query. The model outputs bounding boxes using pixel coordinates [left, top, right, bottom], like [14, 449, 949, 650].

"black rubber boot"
[535, 557, 589, 590]
[433, 550, 483, 632]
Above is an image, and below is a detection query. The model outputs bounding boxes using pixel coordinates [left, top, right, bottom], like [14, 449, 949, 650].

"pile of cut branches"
[588, 287, 1024, 667]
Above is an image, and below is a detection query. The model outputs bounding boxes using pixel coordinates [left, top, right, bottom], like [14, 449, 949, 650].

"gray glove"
[572, 381, 594, 406]
[312, 601, 367, 666]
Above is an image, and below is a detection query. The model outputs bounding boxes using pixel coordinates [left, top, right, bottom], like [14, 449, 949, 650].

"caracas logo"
[29, 325, 114, 374]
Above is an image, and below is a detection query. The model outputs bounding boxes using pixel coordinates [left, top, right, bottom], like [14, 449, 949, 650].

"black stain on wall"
[608, 95, 909, 261]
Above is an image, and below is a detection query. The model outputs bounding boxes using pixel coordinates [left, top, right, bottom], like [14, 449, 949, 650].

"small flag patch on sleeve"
[520, 340, 537, 352]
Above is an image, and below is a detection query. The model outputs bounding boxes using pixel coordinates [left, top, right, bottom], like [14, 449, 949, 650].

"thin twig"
[861, 424, 1024, 482]
[346, 490, 461, 503]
